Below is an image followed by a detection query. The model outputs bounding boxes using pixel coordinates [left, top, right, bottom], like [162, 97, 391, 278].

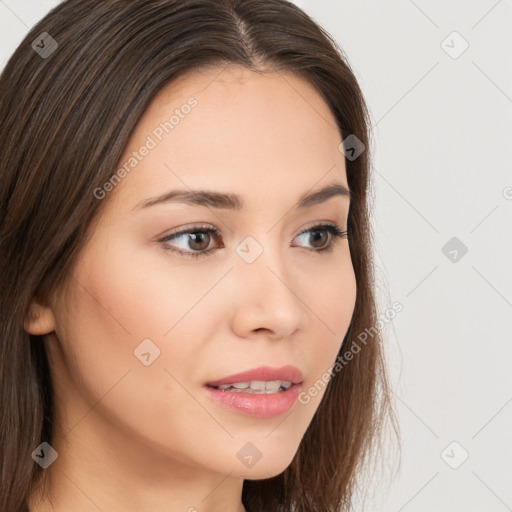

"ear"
[24, 299, 56, 335]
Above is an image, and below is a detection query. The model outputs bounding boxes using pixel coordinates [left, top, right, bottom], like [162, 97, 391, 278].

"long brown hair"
[0, 1, 400, 510]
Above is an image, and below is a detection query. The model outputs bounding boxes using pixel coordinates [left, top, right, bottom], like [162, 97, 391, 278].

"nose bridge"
[235, 233, 289, 291]
[230, 233, 307, 336]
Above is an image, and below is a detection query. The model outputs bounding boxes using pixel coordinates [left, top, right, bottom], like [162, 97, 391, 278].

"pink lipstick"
[203, 365, 303, 419]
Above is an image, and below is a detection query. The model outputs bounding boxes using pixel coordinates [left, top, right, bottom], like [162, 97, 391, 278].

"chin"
[229, 441, 300, 480]
[232, 461, 292, 481]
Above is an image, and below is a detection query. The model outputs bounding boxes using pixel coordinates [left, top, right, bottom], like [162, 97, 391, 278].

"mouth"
[203, 365, 304, 418]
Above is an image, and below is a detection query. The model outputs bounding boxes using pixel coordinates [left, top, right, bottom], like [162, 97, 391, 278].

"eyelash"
[159, 222, 349, 259]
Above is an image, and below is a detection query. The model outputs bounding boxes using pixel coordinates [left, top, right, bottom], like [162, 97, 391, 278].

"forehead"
[111, 64, 348, 209]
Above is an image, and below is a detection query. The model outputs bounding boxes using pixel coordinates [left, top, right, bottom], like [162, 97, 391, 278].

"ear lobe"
[24, 300, 56, 335]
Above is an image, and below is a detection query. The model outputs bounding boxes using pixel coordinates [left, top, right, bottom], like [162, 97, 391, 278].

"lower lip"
[203, 383, 302, 419]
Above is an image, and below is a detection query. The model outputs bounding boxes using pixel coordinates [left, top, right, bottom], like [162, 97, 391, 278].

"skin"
[25, 64, 357, 512]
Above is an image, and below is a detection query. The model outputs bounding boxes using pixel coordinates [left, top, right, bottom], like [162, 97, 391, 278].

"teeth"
[250, 380, 266, 390]
[232, 382, 250, 389]
[214, 380, 293, 392]
[265, 380, 282, 391]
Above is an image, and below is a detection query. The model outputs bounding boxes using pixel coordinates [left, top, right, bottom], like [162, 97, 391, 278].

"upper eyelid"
[160, 220, 342, 239]
[161, 224, 220, 239]
[296, 220, 339, 233]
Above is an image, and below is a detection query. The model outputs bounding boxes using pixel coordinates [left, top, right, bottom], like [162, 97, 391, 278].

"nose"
[229, 242, 309, 340]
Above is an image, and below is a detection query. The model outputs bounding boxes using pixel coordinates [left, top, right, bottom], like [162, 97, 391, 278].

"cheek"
[296, 257, 357, 403]
[54, 253, 208, 457]
[69, 249, 172, 350]
[77, 237, 228, 342]
[301, 253, 357, 343]
[51, 264, 144, 409]
[64, 236, 218, 391]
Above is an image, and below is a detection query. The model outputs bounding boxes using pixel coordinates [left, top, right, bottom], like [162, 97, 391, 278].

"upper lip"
[205, 365, 304, 387]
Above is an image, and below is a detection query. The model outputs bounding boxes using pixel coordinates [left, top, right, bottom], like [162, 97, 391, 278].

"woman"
[0, 1, 399, 511]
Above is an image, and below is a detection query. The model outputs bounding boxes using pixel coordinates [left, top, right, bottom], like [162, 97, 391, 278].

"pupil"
[189, 232, 210, 250]
[310, 230, 327, 248]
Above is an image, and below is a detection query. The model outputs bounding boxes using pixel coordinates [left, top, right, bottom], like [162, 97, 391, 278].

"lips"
[203, 365, 304, 418]
[205, 365, 304, 388]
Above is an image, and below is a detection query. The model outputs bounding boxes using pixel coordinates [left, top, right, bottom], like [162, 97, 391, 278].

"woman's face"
[39, 65, 357, 480]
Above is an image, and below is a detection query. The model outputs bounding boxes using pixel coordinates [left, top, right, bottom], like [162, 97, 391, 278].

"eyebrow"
[133, 182, 351, 211]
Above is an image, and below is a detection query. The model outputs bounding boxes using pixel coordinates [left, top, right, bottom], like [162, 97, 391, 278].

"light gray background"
[1, 1, 511, 511]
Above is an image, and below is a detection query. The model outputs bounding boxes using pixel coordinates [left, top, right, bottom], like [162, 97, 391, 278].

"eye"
[159, 223, 222, 259]
[158, 222, 349, 258]
[293, 222, 349, 253]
